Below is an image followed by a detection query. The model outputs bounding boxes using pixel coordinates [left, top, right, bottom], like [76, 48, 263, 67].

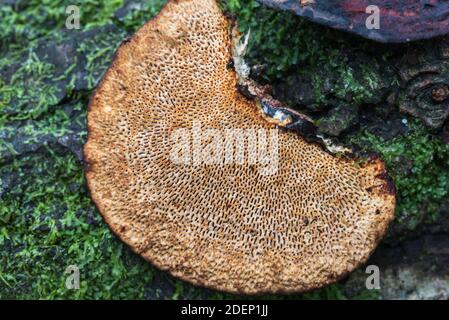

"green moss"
[346, 120, 449, 232]
[77, 29, 128, 90]
[0, 28, 126, 130]
[0, 152, 155, 299]
[334, 67, 372, 104]
[0, 0, 124, 51]
[223, 0, 330, 80]
[115, 0, 167, 33]
[0, 51, 59, 122]
[361, 64, 382, 92]
[222, 0, 382, 106]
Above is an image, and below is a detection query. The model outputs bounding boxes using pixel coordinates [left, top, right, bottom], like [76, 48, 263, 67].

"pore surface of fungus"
[84, 0, 395, 294]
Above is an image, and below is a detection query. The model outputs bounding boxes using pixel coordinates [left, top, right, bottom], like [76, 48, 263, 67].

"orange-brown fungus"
[84, 0, 395, 294]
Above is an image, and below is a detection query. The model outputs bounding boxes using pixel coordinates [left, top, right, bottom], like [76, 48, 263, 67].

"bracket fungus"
[84, 0, 395, 294]
[257, 0, 449, 43]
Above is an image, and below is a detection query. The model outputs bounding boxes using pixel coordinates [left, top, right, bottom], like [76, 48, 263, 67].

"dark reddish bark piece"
[257, 0, 449, 43]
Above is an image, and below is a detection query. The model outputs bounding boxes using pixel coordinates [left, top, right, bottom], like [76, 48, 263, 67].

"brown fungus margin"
[84, 0, 395, 295]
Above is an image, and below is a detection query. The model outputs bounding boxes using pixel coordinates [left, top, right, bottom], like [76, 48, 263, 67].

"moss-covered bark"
[1, 0, 448, 299]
